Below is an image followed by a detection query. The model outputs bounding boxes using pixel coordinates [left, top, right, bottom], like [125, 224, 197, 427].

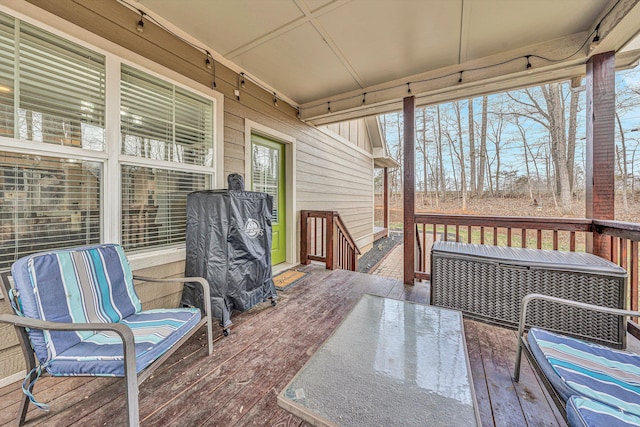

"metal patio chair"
[514, 293, 640, 426]
[0, 243, 213, 427]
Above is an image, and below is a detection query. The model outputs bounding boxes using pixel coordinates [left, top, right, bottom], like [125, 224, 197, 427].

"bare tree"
[615, 112, 629, 210]
[436, 105, 446, 202]
[507, 83, 576, 213]
[477, 96, 488, 196]
[515, 118, 535, 202]
[468, 98, 476, 195]
[455, 101, 467, 210]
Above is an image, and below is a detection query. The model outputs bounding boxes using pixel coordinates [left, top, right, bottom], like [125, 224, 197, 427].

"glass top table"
[277, 294, 480, 427]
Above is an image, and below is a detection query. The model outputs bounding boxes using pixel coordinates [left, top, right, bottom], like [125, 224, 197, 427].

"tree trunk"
[436, 105, 446, 202]
[615, 112, 629, 210]
[567, 88, 580, 193]
[468, 98, 476, 195]
[542, 83, 572, 213]
[455, 101, 467, 210]
[516, 119, 535, 202]
[478, 96, 488, 196]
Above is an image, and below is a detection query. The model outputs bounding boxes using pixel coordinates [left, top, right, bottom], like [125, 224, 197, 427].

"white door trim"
[244, 120, 297, 265]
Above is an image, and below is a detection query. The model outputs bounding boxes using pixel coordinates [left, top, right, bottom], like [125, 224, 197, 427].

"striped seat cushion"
[12, 244, 141, 364]
[10, 244, 201, 376]
[567, 396, 640, 427]
[528, 328, 640, 416]
[46, 308, 201, 376]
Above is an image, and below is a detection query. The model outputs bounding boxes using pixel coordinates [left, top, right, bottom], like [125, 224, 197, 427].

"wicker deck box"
[430, 241, 628, 348]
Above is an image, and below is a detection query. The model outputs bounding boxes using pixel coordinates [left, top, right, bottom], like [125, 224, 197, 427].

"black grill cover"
[181, 190, 277, 328]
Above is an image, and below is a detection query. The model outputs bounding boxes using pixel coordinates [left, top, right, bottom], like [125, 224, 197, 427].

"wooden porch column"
[585, 51, 615, 260]
[383, 167, 389, 230]
[403, 96, 416, 285]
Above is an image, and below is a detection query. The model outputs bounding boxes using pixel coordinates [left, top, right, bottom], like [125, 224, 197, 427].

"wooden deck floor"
[0, 265, 565, 427]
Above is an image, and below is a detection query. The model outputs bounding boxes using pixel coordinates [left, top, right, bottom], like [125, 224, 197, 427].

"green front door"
[251, 134, 286, 265]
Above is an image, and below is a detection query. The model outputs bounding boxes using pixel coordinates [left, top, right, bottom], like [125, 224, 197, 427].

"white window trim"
[0, 5, 225, 270]
[244, 119, 297, 266]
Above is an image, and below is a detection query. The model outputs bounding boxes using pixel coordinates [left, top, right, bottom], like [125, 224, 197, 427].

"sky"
[381, 63, 640, 194]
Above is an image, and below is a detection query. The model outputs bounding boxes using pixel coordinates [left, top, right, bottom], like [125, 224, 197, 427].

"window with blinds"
[120, 65, 214, 251]
[0, 151, 101, 270]
[0, 10, 217, 264]
[0, 14, 15, 139]
[121, 166, 207, 251]
[121, 65, 213, 166]
[0, 12, 106, 148]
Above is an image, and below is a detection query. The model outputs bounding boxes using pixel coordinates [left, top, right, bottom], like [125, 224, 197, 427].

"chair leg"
[17, 388, 30, 426]
[121, 328, 140, 427]
[16, 334, 38, 426]
[125, 369, 140, 426]
[513, 337, 524, 382]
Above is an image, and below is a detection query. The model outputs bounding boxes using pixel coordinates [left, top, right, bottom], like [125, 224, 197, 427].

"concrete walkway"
[370, 244, 403, 280]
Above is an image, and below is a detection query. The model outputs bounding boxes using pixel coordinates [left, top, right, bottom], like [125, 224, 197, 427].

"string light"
[121, 1, 301, 112]
[209, 53, 217, 88]
[136, 11, 144, 33]
[120, 0, 616, 119]
[590, 25, 601, 51]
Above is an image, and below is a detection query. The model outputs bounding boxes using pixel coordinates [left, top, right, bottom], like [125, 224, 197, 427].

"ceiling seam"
[459, 0, 471, 64]
[225, 0, 350, 59]
[294, 0, 365, 88]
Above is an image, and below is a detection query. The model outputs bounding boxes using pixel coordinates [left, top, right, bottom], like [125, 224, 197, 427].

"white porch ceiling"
[136, 0, 640, 124]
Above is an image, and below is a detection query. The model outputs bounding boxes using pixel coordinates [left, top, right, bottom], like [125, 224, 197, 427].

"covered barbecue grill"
[181, 189, 277, 334]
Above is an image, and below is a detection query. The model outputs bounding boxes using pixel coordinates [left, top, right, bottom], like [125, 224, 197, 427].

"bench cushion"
[47, 307, 201, 376]
[528, 328, 640, 415]
[11, 244, 142, 364]
[567, 396, 640, 427]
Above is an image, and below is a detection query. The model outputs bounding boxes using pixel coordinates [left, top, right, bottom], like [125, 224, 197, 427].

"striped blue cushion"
[11, 244, 141, 365]
[528, 328, 640, 416]
[567, 396, 640, 427]
[46, 308, 201, 376]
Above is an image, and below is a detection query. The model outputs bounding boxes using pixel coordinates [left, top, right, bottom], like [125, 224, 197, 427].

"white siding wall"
[0, 1, 376, 381]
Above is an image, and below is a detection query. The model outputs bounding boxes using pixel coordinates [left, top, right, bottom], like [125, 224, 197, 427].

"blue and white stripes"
[10, 244, 201, 377]
[528, 328, 640, 426]
[567, 396, 640, 427]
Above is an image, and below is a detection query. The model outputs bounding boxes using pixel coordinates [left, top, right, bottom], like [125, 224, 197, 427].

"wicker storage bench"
[430, 241, 628, 348]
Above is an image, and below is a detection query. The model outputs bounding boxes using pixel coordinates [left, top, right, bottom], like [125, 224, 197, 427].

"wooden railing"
[594, 220, 640, 320]
[414, 214, 594, 281]
[413, 214, 640, 329]
[300, 210, 361, 271]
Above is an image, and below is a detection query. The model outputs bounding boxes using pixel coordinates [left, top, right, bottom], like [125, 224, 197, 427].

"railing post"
[383, 167, 389, 232]
[326, 213, 334, 270]
[300, 211, 310, 265]
[403, 96, 416, 285]
[585, 51, 615, 260]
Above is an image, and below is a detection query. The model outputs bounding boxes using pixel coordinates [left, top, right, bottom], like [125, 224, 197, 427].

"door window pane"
[252, 143, 279, 222]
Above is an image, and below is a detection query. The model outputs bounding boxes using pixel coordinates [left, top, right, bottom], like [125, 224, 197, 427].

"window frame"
[0, 7, 224, 270]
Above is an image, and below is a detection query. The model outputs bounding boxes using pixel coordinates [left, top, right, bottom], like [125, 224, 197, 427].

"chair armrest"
[132, 275, 211, 314]
[0, 313, 135, 343]
[517, 293, 640, 340]
[0, 313, 137, 372]
[133, 275, 213, 355]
